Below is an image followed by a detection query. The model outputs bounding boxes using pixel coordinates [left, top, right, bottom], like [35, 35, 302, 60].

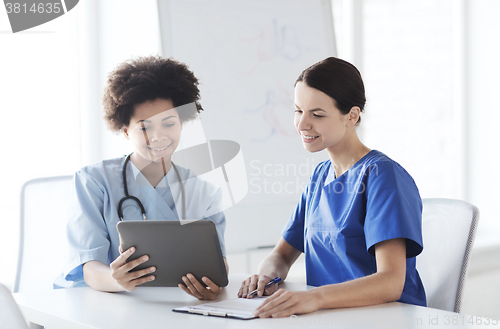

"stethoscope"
[118, 153, 186, 221]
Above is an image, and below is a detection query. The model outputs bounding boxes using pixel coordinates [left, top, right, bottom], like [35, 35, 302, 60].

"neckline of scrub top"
[324, 149, 378, 186]
[127, 157, 181, 219]
[129, 157, 175, 189]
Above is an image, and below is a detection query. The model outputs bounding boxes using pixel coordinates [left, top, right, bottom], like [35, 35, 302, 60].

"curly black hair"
[102, 55, 203, 132]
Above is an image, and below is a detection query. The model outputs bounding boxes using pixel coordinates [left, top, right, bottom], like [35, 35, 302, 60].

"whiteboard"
[158, 0, 336, 252]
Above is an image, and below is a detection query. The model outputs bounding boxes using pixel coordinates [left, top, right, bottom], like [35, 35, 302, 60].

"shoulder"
[310, 159, 331, 180]
[75, 157, 125, 187]
[79, 157, 123, 175]
[363, 151, 415, 180]
[362, 151, 419, 194]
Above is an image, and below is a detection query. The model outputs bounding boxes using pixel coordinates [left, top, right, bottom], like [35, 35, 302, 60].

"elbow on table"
[386, 285, 404, 303]
[82, 262, 96, 289]
[83, 260, 113, 292]
[383, 273, 405, 303]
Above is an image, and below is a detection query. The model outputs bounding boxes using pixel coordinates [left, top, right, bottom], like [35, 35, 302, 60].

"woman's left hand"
[253, 289, 321, 318]
[178, 273, 223, 300]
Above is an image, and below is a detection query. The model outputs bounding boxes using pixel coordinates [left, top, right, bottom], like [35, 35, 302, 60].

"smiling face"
[122, 98, 182, 165]
[294, 81, 354, 153]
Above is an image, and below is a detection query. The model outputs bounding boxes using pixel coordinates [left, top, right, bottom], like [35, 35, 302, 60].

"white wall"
[468, 0, 500, 235]
[362, 0, 457, 200]
[79, 0, 163, 166]
[461, 1, 500, 316]
[0, 6, 80, 288]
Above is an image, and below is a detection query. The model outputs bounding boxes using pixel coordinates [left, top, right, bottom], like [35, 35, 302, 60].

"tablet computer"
[116, 220, 228, 287]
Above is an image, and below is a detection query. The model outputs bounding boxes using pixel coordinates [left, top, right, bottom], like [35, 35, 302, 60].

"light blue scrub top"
[282, 150, 426, 307]
[63, 156, 226, 287]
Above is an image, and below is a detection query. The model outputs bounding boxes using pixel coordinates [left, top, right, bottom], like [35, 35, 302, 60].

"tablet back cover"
[116, 220, 228, 287]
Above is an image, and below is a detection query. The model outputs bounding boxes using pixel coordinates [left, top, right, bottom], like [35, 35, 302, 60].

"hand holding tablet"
[109, 246, 156, 292]
[116, 220, 228, 291]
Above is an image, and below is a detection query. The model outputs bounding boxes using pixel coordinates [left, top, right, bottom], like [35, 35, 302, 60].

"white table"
[13, 274, 497, 329]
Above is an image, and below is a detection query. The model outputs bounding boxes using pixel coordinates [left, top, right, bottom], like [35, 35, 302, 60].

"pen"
[247, 277, 282, 297]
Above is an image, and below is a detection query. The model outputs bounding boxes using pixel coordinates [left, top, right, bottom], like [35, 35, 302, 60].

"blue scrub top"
[63, 156, 226, 287]
[282, 150, 426, 307]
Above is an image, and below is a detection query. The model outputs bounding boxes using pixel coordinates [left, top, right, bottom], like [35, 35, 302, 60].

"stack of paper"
[173, 297, 268, 320]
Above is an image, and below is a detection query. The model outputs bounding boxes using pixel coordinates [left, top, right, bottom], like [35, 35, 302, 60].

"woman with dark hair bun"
[63, 56, 227, 300]
[239, 57, 426, 317]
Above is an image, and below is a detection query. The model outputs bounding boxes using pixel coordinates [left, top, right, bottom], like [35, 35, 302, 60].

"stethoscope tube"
[118, 153, 185, 221]
[171, 162, 186, 221]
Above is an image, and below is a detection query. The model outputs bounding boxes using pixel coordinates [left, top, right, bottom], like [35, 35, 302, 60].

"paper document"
[173, 297, 268, 320]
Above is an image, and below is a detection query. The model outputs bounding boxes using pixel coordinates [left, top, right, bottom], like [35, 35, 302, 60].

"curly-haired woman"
[63, 56, 227, 300]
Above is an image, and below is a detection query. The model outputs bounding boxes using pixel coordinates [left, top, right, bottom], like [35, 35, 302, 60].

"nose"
[146, 126, 168, 143]
[296, 112, 311, 132]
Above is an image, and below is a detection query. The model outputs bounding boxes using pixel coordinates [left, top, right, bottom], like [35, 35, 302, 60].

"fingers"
[128, 266, 156, 281]
[254, 289, 293, 317]
[201, 276, 220, 293]
[110, 247, 136, 270]
[237, 275, 275, 298]
[264, 284, 279, 296]
[110, 247, 156, 291]
[180, 274, 222, 300]
[255, 276, 271, 298]
[112, 266, 156, 291]
[187, 274, 207, 294]
[247, 275, 272, 298]
[256, 288, 285, 311]
[247, 275, 260, 297]
[256, 289, 288, 312]
[237, 277, 251, 298]
[238, 275, 260, 298]
[122, 255, 150, 273]
[178, 283, 198, 298]
[181, 274, 205, 299]
[129, 274, 156, 289]
[255, 290, 300, 318]
[268, 306, 298, 318]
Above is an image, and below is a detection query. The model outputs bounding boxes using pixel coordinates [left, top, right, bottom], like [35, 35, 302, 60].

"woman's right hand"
[237, 274, 279, 298]
[109, 246, 156, 292]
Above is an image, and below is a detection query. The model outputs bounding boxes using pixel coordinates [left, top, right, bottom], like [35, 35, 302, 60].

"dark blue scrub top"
[282, 150, 426, 307]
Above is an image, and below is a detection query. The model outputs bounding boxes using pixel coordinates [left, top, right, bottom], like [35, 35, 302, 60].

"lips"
[302, 135, 319, 143]
[147, 143, 173, 157]
[148, 145, 169, 151]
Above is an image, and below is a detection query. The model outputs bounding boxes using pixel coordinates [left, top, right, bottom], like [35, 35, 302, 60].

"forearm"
[83, 261, 124, 292]
[258, 238, 302, 281]
[254, 239, 407, 318]
[313, 270, 405, 309]
[257, 251, 293, 280]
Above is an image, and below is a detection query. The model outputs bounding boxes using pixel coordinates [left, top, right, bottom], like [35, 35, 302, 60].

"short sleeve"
[282, 185, 308, 253]
[64, 171, 111, 282]
[364, 161, 423, 258]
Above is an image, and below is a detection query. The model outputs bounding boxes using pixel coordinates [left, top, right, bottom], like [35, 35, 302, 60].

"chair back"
[416, 198, 479, 313]
[14, 175, 73, 293]
[0, 283, 29, 329]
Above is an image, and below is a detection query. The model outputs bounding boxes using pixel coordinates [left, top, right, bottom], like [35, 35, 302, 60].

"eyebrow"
[294, 104, 326, 113]
[135, 115, 177, 124]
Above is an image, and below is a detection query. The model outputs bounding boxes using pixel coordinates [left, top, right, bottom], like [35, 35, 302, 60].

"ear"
[122, 126, 130, 139]
[346, 106, 361, 127]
